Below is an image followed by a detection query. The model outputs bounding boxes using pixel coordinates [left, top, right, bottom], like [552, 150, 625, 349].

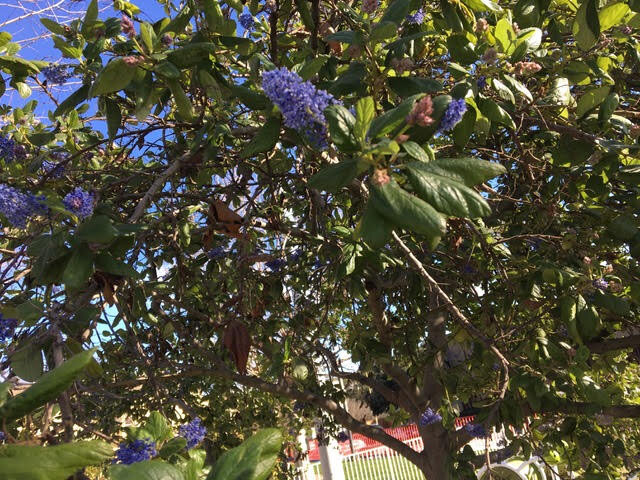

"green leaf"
[446, 34, 477, 64]
[308, 159, 367, 192]
[168, 79, 194, 121]
[27, 132, 55, 147]
[142, 411, 172, 443]
[329, 62, 367, 96]
[354, 96, 375, 144]
[494, 18, 517, 53]
[325, 105, 359, 152]
[356, 203, 393, 248]
[203, 0, 224, 31]
[111, 460, 185, 480]
[15, 82, 31, 98]
[401, 141, 430, 163]
[368, 94, 422, 139]
[371, 21, 398, 41]
[94, 253, 138, 278]
[406, 162, 492, 217]
[598, 2, 629, 31]
[453, 108, 476, 150]
[90, 58, 137, 97]
[0, 349, 97, 423]
[159, 437, 188, 459]
[207, 428, 283, 480]
[592, 292, 630, 316]
[162, 5, 194, 34]
[294, 0, 315, 31]
[231, 85, 270, 109]
[369, 178, 446, 248]
[0, 441, 113, 480]
[154, 61, 181, 79]
[296, 55, 329, 80]
[76, 215, 119, 244]
[387, 77, 442, 97]
[105, 98, 122, 139]
[598, 92, 619, 123]
[576, 85, 610, 119]
[381, 0, 410, 24]
[83, 0, 99, 26]
[140, 22, 156, 53]
[10, 342, 44, 382]
[407, 157, 506, 186]
[577, 305, 601, 341]
[573, 0, 600, 50]
[492, 78, 515, 104]
[501, 74, 533, 102]
[608, 215, 637, 241]
[166, 43, 217, 69]
[40, 18, 66, 36]
[516, 27, 542, 53]
[241, 117, 281, 158]
[62, 244, 94, 289]
[477, 98, 516, 129]
[54, 84, 90, 117]
[52, 36, 83, 59]
[461, 0, 502, 12]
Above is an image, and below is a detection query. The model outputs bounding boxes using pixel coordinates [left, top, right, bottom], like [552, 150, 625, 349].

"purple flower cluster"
[0, 135, 16, 162]
[0, 184, 47, 228]
[262, 68, 338, 149]
[41, 65, 72, 85]
[419, 407, 442, 426]
[0, 313, 18, 342]
[406, 8, 425, 25]
[0, 431, 5, 442]
[477, 76, 487, 89]
[464, 422, 487, 438]
[63, 187, 94, 218]
[239, 12, 254, 30]
[114, 439, 157, 464]
[120, 15, 136, 38]
[593, 278, 608, 291]
[179, 418, 207, 449]
[439, 98, 467, 132]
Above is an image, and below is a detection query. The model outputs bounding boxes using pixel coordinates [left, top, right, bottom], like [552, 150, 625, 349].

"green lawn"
[309, 454, 425, 480]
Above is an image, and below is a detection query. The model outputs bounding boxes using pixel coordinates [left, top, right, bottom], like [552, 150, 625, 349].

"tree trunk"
[419, 431, 451, 479]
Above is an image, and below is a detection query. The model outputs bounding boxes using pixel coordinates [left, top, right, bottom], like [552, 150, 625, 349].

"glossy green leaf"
[401, 141, 430, 163]
[0, 349, 97, 423]
[62, 244, 94, 289]
[380, 0, 410, 24]
[573, 0, 600, 50]
[368, 94, 422, 139]
[387, 77, 442, 97]
[90, 58, 137, 97]
[478, 98, 516, 129]
[54, 84, 90, 117]
[111, 460, 185, 480]
[105, 98, 122, 139]
[76, 215, 119, 244]
[407, 157, 506, 186]
[598, 2, 630, 31]
[325, 105, 359, 152]
[446, 34, 477, 64]
[294, 0, 315, 31]
[406, 162, 492, 217]
[0, 441, 113, 480]
[10, 342, 44, 382]
[308, 159, 367, 192]
[94, 253, 138, 277]
[453, 108, 476, 150]
[167, 43, 217, 69]
[354, 96, 375, 143]
[203, 0, 224, 31]
[369, 178, 446, 247]
[241, 117, 281, 158]
[207, 428, 283, 480]
[576, 85, 610, 119]
[357, 203, 394, 248]
[168, 79, 194, 121]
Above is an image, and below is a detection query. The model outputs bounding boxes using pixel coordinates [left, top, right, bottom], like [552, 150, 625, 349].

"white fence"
[294, 427, 519, 480]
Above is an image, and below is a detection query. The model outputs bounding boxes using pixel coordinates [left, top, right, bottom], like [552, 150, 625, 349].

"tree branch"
[587, 335, 640, 354]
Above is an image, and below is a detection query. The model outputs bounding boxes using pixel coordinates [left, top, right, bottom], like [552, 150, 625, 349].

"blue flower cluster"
[464, 422, 487, 438]
[439, 98, 467, 131]
[262, 68, 338, 149]
[114, 439, 157, 464]
[265, 258, 286, 272]
[63, 187, 94, 218]
[0, 135, 16, 162]
[42, 160, 66, 178]
[477, 76, 487, 89]
[239, 12, 254, 30]
[0, 184, 47, 228]
[0, 313, 18, 342]
[593, 278, 608, 291]
[406, 8, 425, 24]
[419, 407, 442, 426]
[179, 418, 207, 449]
[0, 431, 5, 442]
[207, 247, 227, 260]
[41, 65, 72, 85]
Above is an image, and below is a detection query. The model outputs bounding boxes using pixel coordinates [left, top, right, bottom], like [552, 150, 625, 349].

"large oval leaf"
[110, 460, 185, 480]
[90, 58, 137, 97]
[207, 428, 283, 480]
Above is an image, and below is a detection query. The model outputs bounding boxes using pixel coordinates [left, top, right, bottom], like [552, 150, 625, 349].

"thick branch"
[587, 335, 640, 354]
